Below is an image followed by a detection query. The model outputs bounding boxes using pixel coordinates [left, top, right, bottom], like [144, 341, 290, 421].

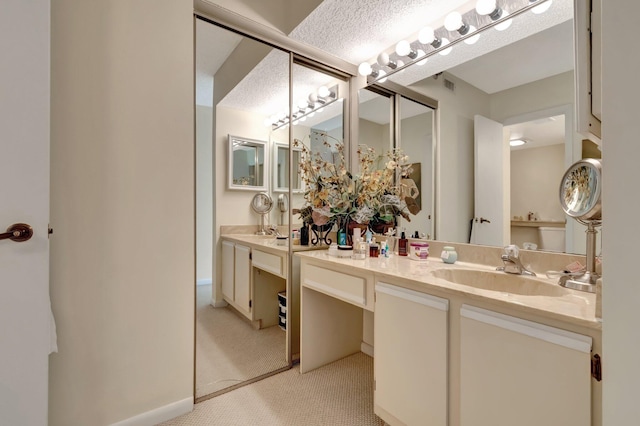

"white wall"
[490, 71, 575, 122]
[358, 118, 387, 154]
[197, 105, 214, 284]
[50, 1, 194, 424]
[511, 144, 566, 221]
[602, 1, 640, 423]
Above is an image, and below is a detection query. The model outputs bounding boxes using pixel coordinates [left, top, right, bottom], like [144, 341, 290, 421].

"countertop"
[221, 234, 326, 255]
[295, 250, 600, 330]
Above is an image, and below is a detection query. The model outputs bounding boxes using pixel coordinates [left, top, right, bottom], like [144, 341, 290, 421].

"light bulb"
[298, 99, 308, 110]
[358, 62, 372, 76]
[318, 86, 330, 98]
[377, 69, 387, 83]
[418, 26, 435, 45]
[531, 0, 552, 14]
[438, 38, 452, 56]
[308, 92, 318, 104]
[495, 14, 512, 31]
[444, 12, 463, 32]
[475, 0, 497, 16]
[464, 26, 480, 45]
[377, 52, 390, 66]
[396, 59, 405, 68]
[395, 40, 411, 57]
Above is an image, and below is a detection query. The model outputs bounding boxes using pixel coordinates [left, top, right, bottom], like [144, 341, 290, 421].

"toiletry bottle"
[384, 240, 390, 258]
[398, 231, 408, 256]
[380, 240, 386, 257]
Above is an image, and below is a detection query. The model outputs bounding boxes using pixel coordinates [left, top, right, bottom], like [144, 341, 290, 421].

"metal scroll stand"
[558, 159, 602, 293]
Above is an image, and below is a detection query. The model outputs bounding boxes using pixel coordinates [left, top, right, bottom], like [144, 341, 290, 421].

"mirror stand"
[559, 221, 600, 293]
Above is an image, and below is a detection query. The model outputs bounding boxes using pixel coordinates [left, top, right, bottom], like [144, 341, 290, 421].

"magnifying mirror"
[251, 192, 273, 235]
[558, 158, 602, 292]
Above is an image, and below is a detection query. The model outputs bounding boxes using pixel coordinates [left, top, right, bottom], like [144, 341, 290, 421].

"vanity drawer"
[302, 263, 373, 311]
[252, 249, 284, 277]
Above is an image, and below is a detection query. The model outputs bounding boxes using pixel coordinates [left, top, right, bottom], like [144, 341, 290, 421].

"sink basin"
[431, 269, 570, 297]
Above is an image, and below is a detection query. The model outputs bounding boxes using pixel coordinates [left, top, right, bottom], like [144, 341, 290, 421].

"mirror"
[287, 61, 347, 233]
[370, 0, 591, 254]
[195, 19, 290, 399]
[273, 142, 303, 193]
[357, 87, 436, 237]
[228, 135, 268, 191]
[397, 96, 435, 238]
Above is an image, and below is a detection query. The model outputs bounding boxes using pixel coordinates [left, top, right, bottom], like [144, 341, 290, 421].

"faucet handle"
[503, 244, 520, 258]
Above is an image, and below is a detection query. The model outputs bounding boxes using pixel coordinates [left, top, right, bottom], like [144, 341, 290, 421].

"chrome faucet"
[496, 250, 536, 276]
[266, 224, 282, 237]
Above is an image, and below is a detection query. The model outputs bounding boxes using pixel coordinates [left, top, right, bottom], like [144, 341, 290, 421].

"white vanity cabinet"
[374, 282, 449, 426]
[459, 305, 592, 426]
[221, 240, 252, 317]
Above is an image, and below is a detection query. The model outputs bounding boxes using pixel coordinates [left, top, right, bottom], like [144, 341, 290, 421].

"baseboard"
[109, 396, 193, 426]
[211, 299, 228, 308]
[361, 341, 374, 357]
[196, 278, 212, 286]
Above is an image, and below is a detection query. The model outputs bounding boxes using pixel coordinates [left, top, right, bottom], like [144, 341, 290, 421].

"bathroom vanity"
[220, 233, 323, 358]
[297, 250, 601, 426]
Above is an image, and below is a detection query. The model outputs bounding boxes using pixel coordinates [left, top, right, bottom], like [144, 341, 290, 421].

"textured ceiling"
[197, 0, 574, 128]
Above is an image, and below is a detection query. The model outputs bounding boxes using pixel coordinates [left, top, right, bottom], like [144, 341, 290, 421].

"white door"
[472, 115, 510, 247]
[0, 2, 51, 425]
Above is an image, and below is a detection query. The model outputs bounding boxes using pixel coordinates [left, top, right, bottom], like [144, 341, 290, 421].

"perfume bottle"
[398, 231, 408, 256]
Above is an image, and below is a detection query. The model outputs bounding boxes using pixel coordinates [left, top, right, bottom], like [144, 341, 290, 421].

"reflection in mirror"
[357, 89, 392, 158]
[357, 88, 435, 238]
[273, 142, 303, 193]
[289, 61, 346, 233]
[397, 97, 434, 239]
[374, 0, 590, 254]
[195, 19, 289, 400]
[228, 135, 267, 190]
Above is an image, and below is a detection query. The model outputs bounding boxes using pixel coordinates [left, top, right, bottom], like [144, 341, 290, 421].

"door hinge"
[591, 354, 602, 381]
[249, 252, 252, 260]
[249, 299, 252, 308]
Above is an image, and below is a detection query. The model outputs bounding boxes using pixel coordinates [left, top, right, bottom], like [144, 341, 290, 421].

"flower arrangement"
[294, 138, 413, 232]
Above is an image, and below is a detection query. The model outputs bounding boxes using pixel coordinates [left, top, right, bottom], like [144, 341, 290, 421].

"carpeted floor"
[164, 352, 384, 425]
[196, 285, 287, 397]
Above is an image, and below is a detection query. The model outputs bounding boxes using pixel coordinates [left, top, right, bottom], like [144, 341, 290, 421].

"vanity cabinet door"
[234, 244, 251, 316]
[221, 240, 235, 301]
[460, 305, 592, 426]
[374, 282, 449, 426]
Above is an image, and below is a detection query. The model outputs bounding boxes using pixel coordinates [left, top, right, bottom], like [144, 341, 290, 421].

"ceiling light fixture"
[476, 0, 513, 31]
[358, 0, 550, 84]
[269, 85, 339, 130]
[509, 138, 528, 147]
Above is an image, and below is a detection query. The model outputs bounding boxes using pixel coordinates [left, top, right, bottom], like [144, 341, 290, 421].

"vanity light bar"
[358, 0, 553, 83]
[270, 85, 339, 131]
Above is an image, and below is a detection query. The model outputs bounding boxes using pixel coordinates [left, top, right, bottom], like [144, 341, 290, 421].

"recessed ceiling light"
[509, 138, 528, 147]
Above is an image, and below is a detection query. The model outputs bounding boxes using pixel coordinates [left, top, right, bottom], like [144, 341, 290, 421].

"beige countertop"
[221, 234, 326, 255]
[295, 250, 600, 330]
